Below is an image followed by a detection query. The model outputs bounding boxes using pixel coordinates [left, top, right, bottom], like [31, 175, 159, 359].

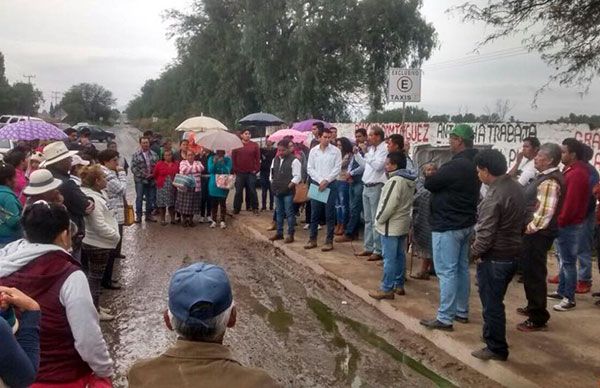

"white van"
[0, 115, 43, 128]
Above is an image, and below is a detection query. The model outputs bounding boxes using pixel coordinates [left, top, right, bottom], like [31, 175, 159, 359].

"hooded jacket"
[424, 148, 480, 232]
[0, 240, 113, 382]
[374, 170, 416, 237]
[80, 187, 120, 249]
[0, 185, 23, 244]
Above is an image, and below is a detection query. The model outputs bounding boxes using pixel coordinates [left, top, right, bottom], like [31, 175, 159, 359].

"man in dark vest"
[517, 143, 564, 332]
[269, 139, 302, 243]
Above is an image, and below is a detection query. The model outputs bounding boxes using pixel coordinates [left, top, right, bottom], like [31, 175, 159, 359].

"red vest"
[0, 251, 92, 383]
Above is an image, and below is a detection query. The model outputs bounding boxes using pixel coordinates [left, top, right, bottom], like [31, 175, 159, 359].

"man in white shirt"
[269, 139, 302, 243]
[354, 126, 388, 261]
[508, 136, 540, 186]
[305, 128, 342, 251]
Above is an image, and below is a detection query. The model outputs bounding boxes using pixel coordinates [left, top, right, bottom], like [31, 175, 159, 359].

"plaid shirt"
[526, 167, 561, 233]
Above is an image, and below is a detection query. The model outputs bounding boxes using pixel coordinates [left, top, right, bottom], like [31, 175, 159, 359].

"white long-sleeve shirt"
[354, 141, 388, 184]
[59, 271, 114, 377]
[307, 144, 342, 184]
[270, 157, 302, 184]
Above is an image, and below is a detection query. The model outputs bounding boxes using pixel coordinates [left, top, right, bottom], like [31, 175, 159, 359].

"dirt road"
[100, 126, 497, 387]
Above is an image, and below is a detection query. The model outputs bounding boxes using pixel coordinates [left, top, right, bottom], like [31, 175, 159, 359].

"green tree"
[365, 106, 430, 122]
[129, 0, 436, 126]
[0, 52, 12, 113]
[10, 82, 44, 116]
[61, 83, 116, 123]
[454, 1, 600, 101]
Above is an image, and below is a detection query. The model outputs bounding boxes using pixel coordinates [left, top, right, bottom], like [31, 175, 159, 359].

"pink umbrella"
[268, 128, 308, 143]
[291, 119, 331, 132]
[0, 120, 67, 141]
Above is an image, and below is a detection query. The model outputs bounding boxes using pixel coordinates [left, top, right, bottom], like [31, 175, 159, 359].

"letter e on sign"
[388, 68, 421, 103]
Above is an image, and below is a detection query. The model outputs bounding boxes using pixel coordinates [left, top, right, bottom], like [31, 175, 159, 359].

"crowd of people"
[1, 120, 600, 386]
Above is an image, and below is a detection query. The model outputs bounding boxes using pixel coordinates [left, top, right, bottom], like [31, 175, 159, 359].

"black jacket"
[424, 148, 480, 232]
[47, 167, 91, 238]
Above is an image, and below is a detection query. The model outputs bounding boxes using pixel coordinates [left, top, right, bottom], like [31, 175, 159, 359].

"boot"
[334, 224, 343, 236]
[267, 221, 277, 231]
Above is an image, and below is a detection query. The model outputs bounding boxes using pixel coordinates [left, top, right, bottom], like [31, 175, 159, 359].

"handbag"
[123, 197, 135, 226]
[173, 173, 196, 191]
[293, 182, 309, 203]
[216, 174, 236, 190]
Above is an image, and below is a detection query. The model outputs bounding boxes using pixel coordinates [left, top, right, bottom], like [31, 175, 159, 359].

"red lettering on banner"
[594, 153, 600, 170]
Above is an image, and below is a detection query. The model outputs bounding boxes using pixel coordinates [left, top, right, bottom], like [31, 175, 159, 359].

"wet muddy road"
[100, 126, 496, 388]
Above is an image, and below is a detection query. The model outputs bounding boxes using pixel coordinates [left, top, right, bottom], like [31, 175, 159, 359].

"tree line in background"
[0, 53, 44, 116]
[126, 0, 437, 128]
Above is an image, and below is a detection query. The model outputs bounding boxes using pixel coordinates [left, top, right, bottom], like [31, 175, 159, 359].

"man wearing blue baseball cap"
[128, 262, 279, 388]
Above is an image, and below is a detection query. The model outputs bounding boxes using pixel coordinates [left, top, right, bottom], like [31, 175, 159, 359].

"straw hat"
[22, 169, 63, 196]
[40, 141, 79, 167]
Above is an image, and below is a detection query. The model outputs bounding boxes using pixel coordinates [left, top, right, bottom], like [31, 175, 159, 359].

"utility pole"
[23, 74, 36, 84]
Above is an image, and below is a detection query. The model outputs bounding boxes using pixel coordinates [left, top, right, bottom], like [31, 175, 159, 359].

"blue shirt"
[0, 310, 41, 387]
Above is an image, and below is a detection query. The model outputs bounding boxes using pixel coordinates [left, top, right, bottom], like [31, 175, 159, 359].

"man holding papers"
[305, 127, 342, 251]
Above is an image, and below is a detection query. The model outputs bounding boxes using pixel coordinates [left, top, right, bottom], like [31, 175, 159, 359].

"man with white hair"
[128, 262, 279, 388]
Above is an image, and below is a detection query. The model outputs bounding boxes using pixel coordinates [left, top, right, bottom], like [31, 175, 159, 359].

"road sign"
[388, 68, 421, 102]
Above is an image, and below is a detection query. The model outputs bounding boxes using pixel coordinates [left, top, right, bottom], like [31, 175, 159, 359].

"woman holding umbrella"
[175, 151, 204, 227]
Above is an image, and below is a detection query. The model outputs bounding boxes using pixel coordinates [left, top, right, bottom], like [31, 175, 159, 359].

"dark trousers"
[345, 182, 363, 237]
[211, 196, 227, 222]
[522, 233, 554, 326]
[234, 173, 258, 212]
[200, 177, 211, 217]
[82, 246, 111, 308]
[309, 181, 337, 243]
[102, 224, 123, 286]
[477, 259, 517, 358]
[260, 172, 273, 210]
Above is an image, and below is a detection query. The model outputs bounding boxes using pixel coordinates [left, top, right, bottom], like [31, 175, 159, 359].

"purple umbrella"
[0, 120, 68, 141]
[291, 119, 331, 132]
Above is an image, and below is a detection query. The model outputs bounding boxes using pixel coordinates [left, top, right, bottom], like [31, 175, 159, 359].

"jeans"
[135, 181, 156, 218]
[345, 182, 363, 237]
[556, 223, 583, 301]
[477, 259, 517, 359]
[521, 232, 554, 326]
[432, 227, 473, 325]
[211, 196, 227, 223]
[309, 181, 337, 243]
[275, 194, 295, 236]
[577, 211, 595, 283]
[335, 181, 350, 226]
[260, 172, 273, 210]
[380, 235, 407, 292]
[234, 173, 258, 212]
[363, 184, 383, 254]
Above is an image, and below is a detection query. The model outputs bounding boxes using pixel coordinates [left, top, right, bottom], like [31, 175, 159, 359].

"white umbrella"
[196, 129, 243, 152]
[175, 115, 228, 132]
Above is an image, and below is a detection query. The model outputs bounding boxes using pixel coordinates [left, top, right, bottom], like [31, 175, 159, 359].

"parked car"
[76, 125, 116, 142]
[0, 139, 15, 158]
[0, 115, 43, 128]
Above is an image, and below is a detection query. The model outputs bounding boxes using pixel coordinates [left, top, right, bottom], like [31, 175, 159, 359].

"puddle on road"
[248, 294, 294, 334]
[307, 297, 457, 388]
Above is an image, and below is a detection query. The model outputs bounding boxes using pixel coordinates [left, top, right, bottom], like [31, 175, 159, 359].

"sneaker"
[575, 281, 591, 294]
[269, 234, 284, 241]
[516, 307, 530, 316]
[303, 223, 310, 230]
[98, 310, 115, 321]
[471, 347, 507, 361]
[368, 290, 395, 300]
[547, 274, 559, 284]
[454, 316, 469, 324]
[547, 292, 563, 300]
[99, 306, 111, 314]
[207, 217, 214, 223]
[321, 242, 333, 252]
[220, 221, 226, 229]
[318, 225, 322, 230]
[553, 298, 576, 312]
[134, 217, 142, 224]
[267, 222, 277, 231]
[419, 318, 453, 331]
[394, 287, 405, 296]
[516, 319, 548, 332]
[284, 235, 294, 244]
[199, 216, 208, 223]
[209, 221, 217, 228]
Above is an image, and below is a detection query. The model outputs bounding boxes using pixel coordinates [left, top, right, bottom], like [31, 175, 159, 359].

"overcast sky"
[1, 0, 598, 122]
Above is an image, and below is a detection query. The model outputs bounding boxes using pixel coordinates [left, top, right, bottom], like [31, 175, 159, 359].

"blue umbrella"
[239, 112, 285, 126]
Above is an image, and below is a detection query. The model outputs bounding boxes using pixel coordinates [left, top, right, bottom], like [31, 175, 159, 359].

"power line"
[422, 50, 532, 71]
[23, 74, 36, 84]
[423, 46, 526, 68]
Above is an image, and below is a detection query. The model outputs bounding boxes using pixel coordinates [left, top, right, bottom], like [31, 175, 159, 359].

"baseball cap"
[70, 154, 90, 168]
[449, 124, 474, 140]
[168, 263, 233, 328]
